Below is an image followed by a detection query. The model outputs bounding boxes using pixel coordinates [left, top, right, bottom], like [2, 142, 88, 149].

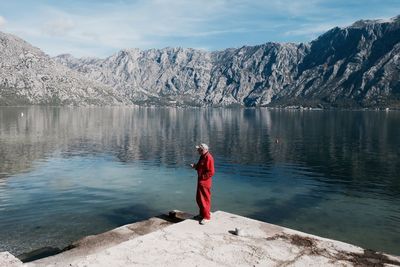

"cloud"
[256, 0, 323, 16]
[26, 0, 240, 54]
[43, 17, 75, 36]
[40, 0, 318, 48]
[0, 16, 6, 28]
[1, 0, 399, 57]
[285, 23, 339, 39]
[283, 15, 368, 41]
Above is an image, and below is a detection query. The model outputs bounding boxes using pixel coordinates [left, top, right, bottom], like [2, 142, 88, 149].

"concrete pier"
[1, 211, 400, 266]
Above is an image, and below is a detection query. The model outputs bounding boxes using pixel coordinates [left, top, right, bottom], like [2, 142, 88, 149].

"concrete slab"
[0, 252, 23, 267]
[25, 212, 189, 266]
[24, 211, 400, 267]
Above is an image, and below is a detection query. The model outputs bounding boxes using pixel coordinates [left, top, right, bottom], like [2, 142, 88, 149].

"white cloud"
[47, 0, 300, 47]
[2, 0, 398, 57]
[285, 24, 338, 38]
[0, 16, 7, 28]
[284, 18, 356, 41]
[0, 0, 336, 56]
[27, 0, 239, 54]
[256, 0, 323, 16]
[43, 17, 75, 36]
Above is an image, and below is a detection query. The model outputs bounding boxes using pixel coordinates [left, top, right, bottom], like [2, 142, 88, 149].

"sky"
[0, 0, 399, 58]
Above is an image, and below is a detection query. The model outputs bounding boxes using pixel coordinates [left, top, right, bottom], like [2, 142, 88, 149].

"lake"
[0, 106, 399, 256]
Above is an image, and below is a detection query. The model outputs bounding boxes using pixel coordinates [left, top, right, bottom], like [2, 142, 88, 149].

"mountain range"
[1, 15, 399, 108]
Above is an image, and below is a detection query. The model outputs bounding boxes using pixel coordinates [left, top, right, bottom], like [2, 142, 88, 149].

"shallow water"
[0, 106, 399, 256]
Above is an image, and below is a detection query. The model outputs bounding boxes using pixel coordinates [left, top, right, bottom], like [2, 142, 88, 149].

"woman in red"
[191, 143, 215, 225]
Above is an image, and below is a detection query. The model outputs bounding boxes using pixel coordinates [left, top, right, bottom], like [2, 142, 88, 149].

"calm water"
[0, 106, 399, 256]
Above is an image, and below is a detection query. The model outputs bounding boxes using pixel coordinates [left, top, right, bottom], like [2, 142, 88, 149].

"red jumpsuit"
[195, 152, 215, 220]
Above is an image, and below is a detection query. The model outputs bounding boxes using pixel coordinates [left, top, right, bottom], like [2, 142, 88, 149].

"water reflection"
[0, 107, 399, 256]
[1, 107, 398, 190]
[0, 107, 274, 173]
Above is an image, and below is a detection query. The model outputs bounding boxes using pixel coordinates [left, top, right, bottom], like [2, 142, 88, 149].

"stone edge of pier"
[1, 211, 400, 267]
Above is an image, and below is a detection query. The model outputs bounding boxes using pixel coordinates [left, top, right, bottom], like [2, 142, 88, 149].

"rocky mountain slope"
[55, 15, 400, 108]
[0, 15, 399, 107]
[55, 43, 308, 107]
[276, 16, 400, 108]
[0, 32, 124, 105]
